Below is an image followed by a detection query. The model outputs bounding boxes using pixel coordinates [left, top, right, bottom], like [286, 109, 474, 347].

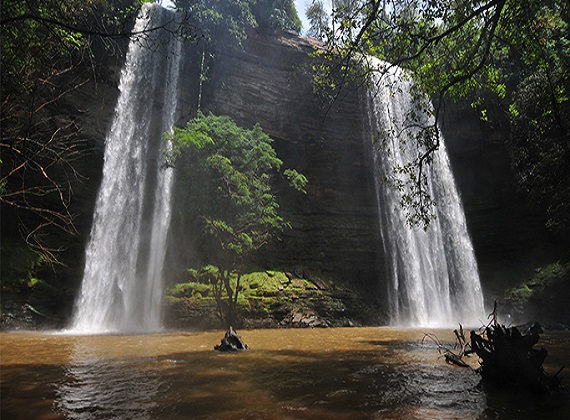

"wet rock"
[214, 326, 249, 352]
[285, 307, 329, 328]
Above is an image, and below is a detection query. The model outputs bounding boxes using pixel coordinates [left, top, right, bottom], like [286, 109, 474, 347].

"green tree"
[174, 0, 301, 36]
[165, 112, 307, 327]
[501, 3, 570, 235]
[173, 0, 255, 45]
[306, 0, 329, 39]
[251, 0, 302, 32]
[508, 70, 570, 235]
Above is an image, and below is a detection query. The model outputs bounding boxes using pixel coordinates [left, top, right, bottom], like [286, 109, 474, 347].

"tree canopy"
[310, 0, 569, 233]
[173, 0, 302, 42]
[306, 0, 330, 39]
[165, 112, 306, 269]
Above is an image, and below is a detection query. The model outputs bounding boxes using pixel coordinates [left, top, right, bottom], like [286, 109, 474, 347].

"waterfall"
[365, 60, 485, 327]
[70, 4, 182, 334]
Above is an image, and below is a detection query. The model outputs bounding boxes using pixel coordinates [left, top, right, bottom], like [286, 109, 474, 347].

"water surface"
[1, 328, 568, 419]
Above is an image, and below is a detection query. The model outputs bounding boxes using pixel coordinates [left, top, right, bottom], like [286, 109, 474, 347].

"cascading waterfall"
[365, 59, 485, 327]
[70, 4, 182, 334]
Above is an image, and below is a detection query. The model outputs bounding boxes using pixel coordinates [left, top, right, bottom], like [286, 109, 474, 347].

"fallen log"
[444, 351, 470, 368]
[469, 308, 564, 392]
[470, 321, 563, 392]
[427, 303, 564, 392]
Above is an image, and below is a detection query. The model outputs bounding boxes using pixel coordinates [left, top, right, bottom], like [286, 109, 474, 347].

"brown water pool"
[1, 327, 569, 419]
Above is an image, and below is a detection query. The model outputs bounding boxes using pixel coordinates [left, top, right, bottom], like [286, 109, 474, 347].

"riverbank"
[4, 263, 570, 331]
[164, 270, 383, 330]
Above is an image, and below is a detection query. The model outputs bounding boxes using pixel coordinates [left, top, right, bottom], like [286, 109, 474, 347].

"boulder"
[214, 326, 249, 352]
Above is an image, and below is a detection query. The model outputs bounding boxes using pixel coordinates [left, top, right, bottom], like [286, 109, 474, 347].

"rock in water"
[214, 327, 249, 352]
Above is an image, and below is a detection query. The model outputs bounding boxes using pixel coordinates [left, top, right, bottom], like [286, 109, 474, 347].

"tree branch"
[1, 11, 177, 38]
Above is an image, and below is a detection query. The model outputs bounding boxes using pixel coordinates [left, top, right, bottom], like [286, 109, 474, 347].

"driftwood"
[424, 324, 473, 368]
[214, 326, 249, 352]
[426, 302, 564, 392]
[470, 318, 563, 392]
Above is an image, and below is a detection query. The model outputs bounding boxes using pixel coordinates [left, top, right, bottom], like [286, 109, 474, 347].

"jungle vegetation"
[164, 112, 307, 326]
[1, 0, 568, 321]
[306, 0, 569, 233]
[0, 0, 302, 294]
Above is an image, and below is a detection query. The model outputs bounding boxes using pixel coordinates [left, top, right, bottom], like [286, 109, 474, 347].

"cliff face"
[171, 31, 383, 294]
[12, 29, 563, 326]
[0, 41, 126, 329]
[440, 102, 566, 301]
[183, 30, 566, 306]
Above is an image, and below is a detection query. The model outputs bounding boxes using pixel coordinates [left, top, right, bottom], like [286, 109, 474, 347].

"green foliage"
[306, 0, 329, 39]
[501, 3, 570, 235]
[506, 261, 570, 301]
[283, 169, 308, 194]
[251, 0, 302, 33]
[0, 237, 45, 292]
[508, 70, 570, 235]
[185, 265, 221, 284]
[27, 277, 49, 289]
[241, 270, 289, 293]
[174, 0, 301, 44]
[309, 0, 570, 232]
[174, 0, 255, 47]
[166, 112, 306, 269]
[164, 269, 378, 329]
[168, 282, 211, 298]
[166, 113, 306, 327]
[167, 269, 317, 301]
[1, 1, 151, 91]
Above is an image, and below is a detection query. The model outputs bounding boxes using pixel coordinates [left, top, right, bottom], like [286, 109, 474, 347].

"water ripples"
[55, 342, 163, 419]
[2, 328, 568, 419]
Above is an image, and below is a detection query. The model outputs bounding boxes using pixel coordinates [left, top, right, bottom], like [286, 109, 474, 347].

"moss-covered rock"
[167, 282, 211, 299]
[0, 232, 75, 330]
[500, 260, 570, 328]
[163, 270, 382, 329]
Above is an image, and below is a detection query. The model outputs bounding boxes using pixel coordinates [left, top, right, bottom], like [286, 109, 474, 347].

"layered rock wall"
[50, 29, 565, 319]
[171, 31, 383, 293]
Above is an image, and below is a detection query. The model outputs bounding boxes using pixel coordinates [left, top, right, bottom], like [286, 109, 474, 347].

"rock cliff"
[5, 28, 566, 328]
[170, 31, 384, 296]
[440, 101, 568, 302]
[187, 30, 567, 310]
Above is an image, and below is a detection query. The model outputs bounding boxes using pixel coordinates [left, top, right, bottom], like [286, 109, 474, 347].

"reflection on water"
[1, 328, 569, 419]
[56, 340, 161, 419]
